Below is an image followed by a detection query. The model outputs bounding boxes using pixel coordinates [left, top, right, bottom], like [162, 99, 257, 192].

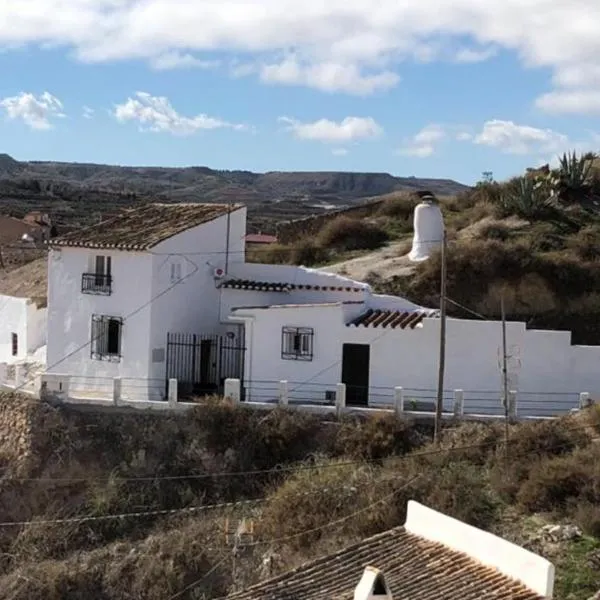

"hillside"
[0, 394, 598, 599]
[0, 154, 469, 232]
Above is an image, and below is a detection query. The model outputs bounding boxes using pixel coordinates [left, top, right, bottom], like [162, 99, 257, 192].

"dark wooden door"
[341, 343, 370, 406]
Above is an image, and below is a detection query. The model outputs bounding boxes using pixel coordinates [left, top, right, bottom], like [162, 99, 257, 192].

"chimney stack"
[354, 566, 393, 600]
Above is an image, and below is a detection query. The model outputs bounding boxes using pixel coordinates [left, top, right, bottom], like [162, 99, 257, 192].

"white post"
[508, 390, 517, 420]
[394, 387, 404, 417]
[0, 363, 7, 387]
[579, 392, 591, 409]
[224, 378, 241, 404]
[14, 365, 25, 389]
[453, 389, 464, 419]
[168, 378, 178, 406]
[335, 383, 346, 417]
[279, 380, 289, 406]
[112, 377, 122, 405]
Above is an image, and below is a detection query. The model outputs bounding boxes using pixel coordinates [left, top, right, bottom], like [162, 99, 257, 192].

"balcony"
[81, 273, 112, 296]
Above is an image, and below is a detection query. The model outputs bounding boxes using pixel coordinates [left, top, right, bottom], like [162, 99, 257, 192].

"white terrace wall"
[147, 207, 247, 385]
[0, 296, 27, 363]
[235, 304, 600, 415]
[47, 247, 154, 398]
[220, 262, 371, 322]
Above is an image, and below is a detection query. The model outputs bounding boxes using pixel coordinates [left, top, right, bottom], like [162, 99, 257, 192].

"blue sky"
[1, 1, 599, 186]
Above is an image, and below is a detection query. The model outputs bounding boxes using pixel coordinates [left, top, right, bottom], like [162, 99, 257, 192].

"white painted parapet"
[404, 501, 554, 598]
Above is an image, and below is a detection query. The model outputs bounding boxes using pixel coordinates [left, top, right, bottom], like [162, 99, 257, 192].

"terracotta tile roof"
[50, 203, 243, 251]
[221, 279, 364, 293]
[348, 308, 438, 329]
[225, 526, 545, 600]
[0, 258, 47, 304]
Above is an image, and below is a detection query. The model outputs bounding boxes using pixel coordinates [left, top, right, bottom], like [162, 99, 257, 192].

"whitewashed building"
[37, 200, 600, 413]
[0, 258, 47, 365]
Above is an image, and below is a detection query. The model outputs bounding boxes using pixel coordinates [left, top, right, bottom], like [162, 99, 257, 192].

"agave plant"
[497, 176, 555, 220]
[556, 151, 593, 201]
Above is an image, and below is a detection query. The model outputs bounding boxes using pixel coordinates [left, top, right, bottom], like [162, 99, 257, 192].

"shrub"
[318, 216, 389, 251]
[259, 461, 382, 549]
[567, 226, 600, 261]
[376, 193, 419, 220]
[573, 501, 600, 538]
[334, 414, 425, 460]
[516, 446, 600, 513]
[437, 422, 503, 465]
[290, 239, 329, 266]
[494, 176, 556, 220]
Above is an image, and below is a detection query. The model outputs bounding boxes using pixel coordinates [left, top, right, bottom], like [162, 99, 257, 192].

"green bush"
[319, 216, 389, 251]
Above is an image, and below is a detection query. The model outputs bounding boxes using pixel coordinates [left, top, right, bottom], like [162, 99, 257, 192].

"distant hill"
[0, 155, 470, 232]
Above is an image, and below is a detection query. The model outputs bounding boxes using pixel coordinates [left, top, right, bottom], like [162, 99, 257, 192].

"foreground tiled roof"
[221, 279, 364, 292]
[348, 308, 438, 329]
[225, 526, 544, 600]
[50, 203, 243, 251]
[0, 258, 47, 304]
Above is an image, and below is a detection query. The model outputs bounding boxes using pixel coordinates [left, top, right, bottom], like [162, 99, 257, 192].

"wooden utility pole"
[501, 294, 510, 460]
[434, 230, 447, 445]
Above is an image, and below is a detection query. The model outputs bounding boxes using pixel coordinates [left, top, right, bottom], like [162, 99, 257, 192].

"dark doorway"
[199, 339, 213, 389]
[341, 343, 370, 406]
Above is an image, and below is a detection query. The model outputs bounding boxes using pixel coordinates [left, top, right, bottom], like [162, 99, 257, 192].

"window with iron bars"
[281, 326, 314, 361]
[91, 315, 123, 361]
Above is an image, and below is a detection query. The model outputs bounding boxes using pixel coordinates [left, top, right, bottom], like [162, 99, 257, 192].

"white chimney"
[408, 194, 444, 262]
[354, 566, 393, 600]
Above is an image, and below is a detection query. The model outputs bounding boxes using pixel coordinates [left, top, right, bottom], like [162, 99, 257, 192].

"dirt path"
[320, 240, 417, 282]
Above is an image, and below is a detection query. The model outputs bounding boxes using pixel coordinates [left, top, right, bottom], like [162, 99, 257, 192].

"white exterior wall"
[235, 304, 600, 416]
[47, 246, 154, 396]
[26, 302, 47, 355]
[147, 207, 247, 383]
[0, 295, 28, 363]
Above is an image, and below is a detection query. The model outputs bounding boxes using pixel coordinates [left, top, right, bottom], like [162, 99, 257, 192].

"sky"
[1, 1, 600, 185]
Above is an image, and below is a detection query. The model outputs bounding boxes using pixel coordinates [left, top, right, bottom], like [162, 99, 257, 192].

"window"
[91, 315, 123, 361]
[95, 255, 111, 285]
[82, 255, 112, 295]
[281, 327, 314, 361]
[170, 262, 182, 283]
[11, 333, 18, 357]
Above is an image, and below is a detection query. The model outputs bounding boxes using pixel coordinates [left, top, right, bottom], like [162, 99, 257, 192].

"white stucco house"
[36, 200, 600, 412]
[0, 258, 47, 365]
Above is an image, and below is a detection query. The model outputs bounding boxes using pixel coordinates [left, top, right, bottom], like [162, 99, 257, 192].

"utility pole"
[501, 293, 510, 461]
[434, 230, 447, 445]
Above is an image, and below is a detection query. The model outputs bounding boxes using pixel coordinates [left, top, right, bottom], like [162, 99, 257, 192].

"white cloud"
[536, 89, 600, 115]
[150, 51, 219, 71]
[453, 47, 497, 63]
[4, 2, 600, 101]
[332, 148, 349, 156]
[279, 116, 383, 143]
[113, 92, 247, 135]
[471, 119, 568, 154]
[399, 124, 446, 158]
[0, 91, 64, 130]
[260, 57, 399, 95]
[83, 105, 94, 119]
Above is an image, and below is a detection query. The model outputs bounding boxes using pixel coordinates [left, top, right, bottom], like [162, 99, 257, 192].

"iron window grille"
[91, 315, 123, 362]
[82, 273, 112, 295]
[281, 327, 314, 361]
[11, 333, 18, 357]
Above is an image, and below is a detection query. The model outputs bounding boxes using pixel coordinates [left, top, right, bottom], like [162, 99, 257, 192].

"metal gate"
[165, 330, 245, 399]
